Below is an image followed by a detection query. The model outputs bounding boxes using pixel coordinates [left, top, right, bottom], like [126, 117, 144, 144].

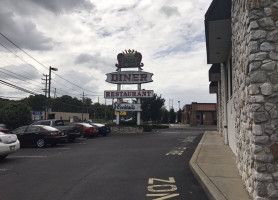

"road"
[0, 128, 208, 200]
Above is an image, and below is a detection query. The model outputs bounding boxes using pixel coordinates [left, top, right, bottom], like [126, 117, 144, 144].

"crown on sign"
[122, 49, 137, 56]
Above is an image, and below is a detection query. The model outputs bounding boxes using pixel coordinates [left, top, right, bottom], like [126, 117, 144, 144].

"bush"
[0, 102, 32, 130]
[142, 124, 152, 132]
[152, 124, 169, 129]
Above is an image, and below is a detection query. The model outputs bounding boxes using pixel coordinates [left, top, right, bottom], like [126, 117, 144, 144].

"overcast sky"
[0, 0, 215, 110]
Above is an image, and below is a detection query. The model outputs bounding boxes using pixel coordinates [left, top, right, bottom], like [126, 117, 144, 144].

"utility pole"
[48, 66, 58, 119]
[54, 88, 57, 99]
[42, 74, 48, 119]
[48, 66, 58, 98]
[105, 98, 107, 120]
[42, 74, 48, 97]
[169, 99, 173, 110]
[82, 92, 84, 121]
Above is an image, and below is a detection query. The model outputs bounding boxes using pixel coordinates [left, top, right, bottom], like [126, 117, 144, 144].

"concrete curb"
[189, 131, 227, 200]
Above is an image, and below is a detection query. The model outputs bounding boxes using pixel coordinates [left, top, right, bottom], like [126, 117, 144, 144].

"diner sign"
[115, 103, 142, 111]
[104, 90, 154, 99]
[106, 71, 153, 84]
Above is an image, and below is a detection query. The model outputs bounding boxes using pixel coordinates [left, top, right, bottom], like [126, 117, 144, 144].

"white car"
[0, 131, 20, 159]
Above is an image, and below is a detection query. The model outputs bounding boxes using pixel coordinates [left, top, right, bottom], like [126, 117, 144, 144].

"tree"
[0, 102, 32, 130]
[161, 107, 169, 123]
[51, 95, 83, 112]
[23, 95, 47, 111]
[177, 109, 182, 123]
[169, 108, 176, 123]
[141, 94, 165, 123]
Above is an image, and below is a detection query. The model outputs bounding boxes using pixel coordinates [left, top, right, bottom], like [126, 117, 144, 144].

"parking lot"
[0, 129, 208, 200]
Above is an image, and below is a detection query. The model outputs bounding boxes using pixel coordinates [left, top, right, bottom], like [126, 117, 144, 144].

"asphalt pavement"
[0, 128, 208, 200]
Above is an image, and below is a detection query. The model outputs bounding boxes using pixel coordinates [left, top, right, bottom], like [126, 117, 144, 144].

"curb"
[189, 131, 227, 200]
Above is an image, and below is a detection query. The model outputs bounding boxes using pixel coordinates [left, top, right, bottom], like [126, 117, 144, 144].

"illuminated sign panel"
[106, 71, 153, 84]
[115, 103, 142, 111]
[104, 90, 154, 99]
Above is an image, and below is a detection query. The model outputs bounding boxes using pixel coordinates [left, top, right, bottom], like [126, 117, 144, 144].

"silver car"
[0, 131, 20, 159]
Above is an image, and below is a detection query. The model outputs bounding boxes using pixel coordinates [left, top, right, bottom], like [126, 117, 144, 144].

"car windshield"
[42, 126, 58, 131]
[54, 120, 64, 126]
[12, 126, 27, 133]
[82, 123, 93, 127]
[91, 123, 104, 127]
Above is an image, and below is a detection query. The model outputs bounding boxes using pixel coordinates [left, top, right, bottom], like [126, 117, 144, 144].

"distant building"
[181, 102, 216, 125]
[32, 111, 89, 122]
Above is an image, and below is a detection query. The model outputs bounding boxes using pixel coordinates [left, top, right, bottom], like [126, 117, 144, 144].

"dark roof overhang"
[209, 81, 218, 94]
[205, 0, 231, 64]
[209, 64, 221, 81]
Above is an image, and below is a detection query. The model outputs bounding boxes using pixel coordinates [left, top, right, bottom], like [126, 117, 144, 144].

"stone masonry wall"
[232, 0, 278, 199]
[220, 64, 227, 142]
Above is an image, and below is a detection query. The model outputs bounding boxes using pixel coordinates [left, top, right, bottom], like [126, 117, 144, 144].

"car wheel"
[36, 138, 46, 148]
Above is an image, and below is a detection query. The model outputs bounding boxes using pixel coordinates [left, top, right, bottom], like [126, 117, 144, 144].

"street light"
[178, 101, 180, 110]
[48, 66, 58, 98]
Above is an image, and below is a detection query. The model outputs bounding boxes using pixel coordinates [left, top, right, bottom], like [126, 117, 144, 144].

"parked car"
[32, 119, 80, 142]
[71, 123, 98, 137]
[0, 131, 20, 159]
[0, 124, 10, 133]
[87, 122, 111, 136]
[11, 125, 67, 148]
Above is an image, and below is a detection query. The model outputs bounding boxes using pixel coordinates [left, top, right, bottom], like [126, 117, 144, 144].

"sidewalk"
[190, 131, 252, 200]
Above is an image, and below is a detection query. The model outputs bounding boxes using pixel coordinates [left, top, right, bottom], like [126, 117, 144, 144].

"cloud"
[74, 53, 115, 72]
[159, 6, 180, 17]
[75, 53, 95, 64]
[30, 0, 95, 13]
[0, 11, 54, 51]
[0, 0, 215, 107]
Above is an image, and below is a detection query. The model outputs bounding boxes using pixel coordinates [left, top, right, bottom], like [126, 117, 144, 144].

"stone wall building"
[205, 0, 278, 199]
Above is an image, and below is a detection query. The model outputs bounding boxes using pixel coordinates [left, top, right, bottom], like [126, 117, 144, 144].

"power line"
[0, 57, 42, 85]
[0, 32, 99, 94]
[0, 41, 45, 75]
[0, 74, 43, 94]
[0, 68, 42, 88]
[0, 79, 40, 95]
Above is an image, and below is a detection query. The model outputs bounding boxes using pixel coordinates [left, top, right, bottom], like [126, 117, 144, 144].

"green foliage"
[161, 107, 169, 123]
[0, 102, 32, 130]
[152, 124, 169, 129]
[142, 124, 152, 132]
[169, 108, 176, 123]
[177, 109, 182, 123]
[23, 95, 47, 111]
[51, 95, 83, 112]
[141, 94, 165, 123]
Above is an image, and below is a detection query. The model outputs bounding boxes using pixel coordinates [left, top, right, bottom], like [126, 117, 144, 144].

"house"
[205, 0, 278, 199]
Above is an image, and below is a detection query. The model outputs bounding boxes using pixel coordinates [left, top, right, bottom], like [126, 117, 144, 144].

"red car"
[0, 124, 9, 133]
[72, 123, 98, 137]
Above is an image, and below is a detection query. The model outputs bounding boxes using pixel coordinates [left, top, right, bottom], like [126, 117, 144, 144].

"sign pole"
[116, 68, 121, 125]
[137, 67, 142, 125]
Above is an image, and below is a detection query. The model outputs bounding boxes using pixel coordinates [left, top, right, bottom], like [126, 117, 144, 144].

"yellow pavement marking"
[147, 177, 180, 199]
[166, 147, 187, 156]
